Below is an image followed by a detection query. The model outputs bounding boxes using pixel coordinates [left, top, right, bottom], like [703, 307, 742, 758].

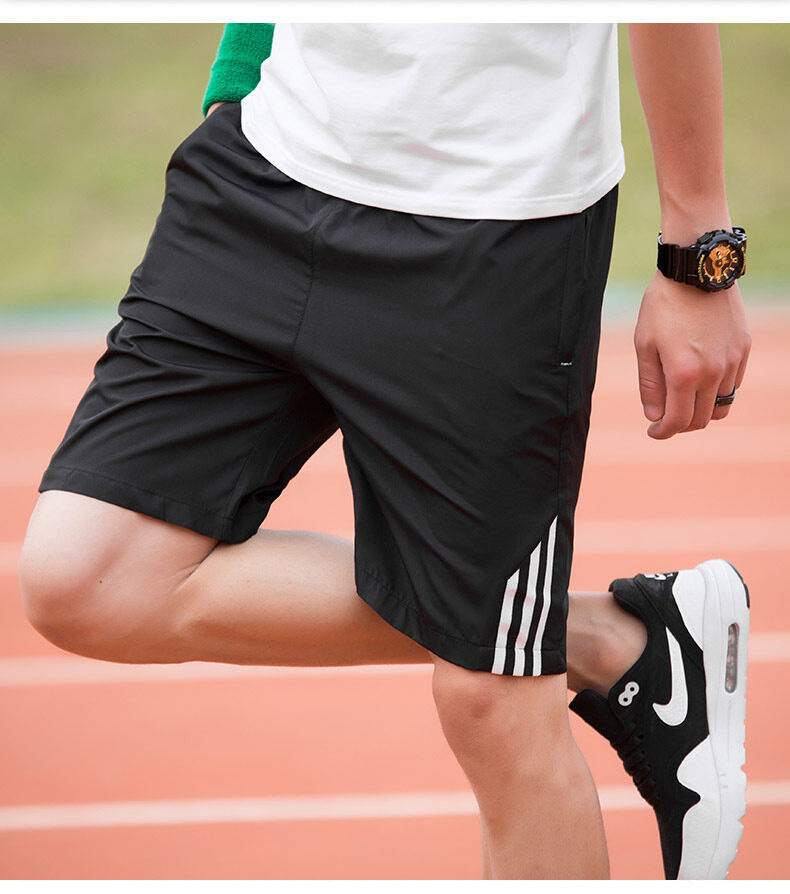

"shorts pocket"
[166, 115, 212, 170]
[554, 207, 592, 366]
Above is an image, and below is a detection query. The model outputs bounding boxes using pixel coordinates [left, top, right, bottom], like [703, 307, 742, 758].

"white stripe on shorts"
[491, 516, 557, 676]
[491, 569, 520, 674]
[532, 516, 558, 675]
[512, 540, 541, 675]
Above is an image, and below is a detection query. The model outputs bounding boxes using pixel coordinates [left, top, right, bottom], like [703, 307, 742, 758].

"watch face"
[697, 239, 745, 290]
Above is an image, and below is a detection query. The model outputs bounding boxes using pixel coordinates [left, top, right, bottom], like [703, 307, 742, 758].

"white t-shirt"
[241, 24, 625, 220]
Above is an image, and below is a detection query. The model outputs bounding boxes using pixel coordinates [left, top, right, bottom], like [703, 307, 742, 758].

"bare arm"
[628, 23, 751, 438]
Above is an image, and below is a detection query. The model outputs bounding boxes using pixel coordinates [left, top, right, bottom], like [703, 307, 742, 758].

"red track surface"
[1, 308, 788, 879]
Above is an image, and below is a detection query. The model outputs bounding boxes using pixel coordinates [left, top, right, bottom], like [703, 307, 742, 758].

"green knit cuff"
[202, 23, 275, 117]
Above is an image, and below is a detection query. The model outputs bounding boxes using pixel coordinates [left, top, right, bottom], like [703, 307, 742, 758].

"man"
[18, 23, 751, 879]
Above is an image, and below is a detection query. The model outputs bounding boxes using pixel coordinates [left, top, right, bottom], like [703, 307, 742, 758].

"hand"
[206, 101, 228, 117]
[633, 271, 751, 439]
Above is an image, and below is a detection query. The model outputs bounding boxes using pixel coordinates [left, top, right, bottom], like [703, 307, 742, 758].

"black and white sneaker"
[569, 558, 749, 879]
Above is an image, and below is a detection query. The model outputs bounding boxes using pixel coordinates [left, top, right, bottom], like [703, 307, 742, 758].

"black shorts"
[40, 101, 618, 676]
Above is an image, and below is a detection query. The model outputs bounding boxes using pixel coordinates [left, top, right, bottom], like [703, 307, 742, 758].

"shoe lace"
[612, 722, 660, 806]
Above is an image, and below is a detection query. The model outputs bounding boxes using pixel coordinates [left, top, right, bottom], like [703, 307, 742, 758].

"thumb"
[636, 340, 666, 423]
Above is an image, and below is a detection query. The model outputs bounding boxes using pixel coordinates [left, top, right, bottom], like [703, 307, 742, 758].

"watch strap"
[657, 238, 697, 285]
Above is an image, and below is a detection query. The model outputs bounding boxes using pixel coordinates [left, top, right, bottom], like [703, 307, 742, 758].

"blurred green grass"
[0, 23, 787, 313]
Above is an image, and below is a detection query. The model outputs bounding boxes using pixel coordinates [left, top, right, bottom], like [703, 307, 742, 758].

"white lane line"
[0, 657, 433, 687]
[0, 782, 788, 832]
[0, 631, 785, 688]
[0, 791, 477, 833]
[745, 632, 790, 663]
[573, 516, 790, 555]
[3, 516, 790, 577]
[584, 424, 790, 466]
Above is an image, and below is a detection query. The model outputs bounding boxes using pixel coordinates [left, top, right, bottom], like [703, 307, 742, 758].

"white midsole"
[674, 559, 749, 880]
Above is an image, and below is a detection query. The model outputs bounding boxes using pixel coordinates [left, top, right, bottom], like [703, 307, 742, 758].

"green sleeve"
[201, 23, 275, 117]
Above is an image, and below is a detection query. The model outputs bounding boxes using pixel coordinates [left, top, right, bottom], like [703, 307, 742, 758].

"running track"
[1, 307, 788, 880]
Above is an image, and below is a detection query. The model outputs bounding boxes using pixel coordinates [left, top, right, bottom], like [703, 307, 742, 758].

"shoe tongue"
[609, 576, 648, 621]
[569, 689, 621, 742]
[609, 572, 677, 621]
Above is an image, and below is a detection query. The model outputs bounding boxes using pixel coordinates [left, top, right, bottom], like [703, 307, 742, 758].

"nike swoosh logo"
[653, 628, 688, 726]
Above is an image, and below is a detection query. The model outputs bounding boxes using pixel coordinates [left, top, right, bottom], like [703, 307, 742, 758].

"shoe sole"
[674, 558, 749, 879]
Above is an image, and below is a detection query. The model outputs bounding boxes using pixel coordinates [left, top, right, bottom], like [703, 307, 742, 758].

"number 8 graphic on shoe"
[618, 681, 640, 706]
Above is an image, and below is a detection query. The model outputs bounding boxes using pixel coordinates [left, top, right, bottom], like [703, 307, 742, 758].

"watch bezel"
[693, 228, 747, 292]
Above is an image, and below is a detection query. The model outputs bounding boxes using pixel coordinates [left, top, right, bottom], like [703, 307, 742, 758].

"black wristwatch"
[657, 227, 747, 292]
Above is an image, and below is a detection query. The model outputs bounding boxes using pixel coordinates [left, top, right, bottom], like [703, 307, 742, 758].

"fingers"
[694, 380, 726, 426]
[647, 354, 724, 438]
[710, 373, 736, 421]
[734, 330, 752, 390]
[647, 364, 697, 439]
[635, 339, 666, 423]
[633, 274, 751, 439]
[712, 331, 750, 421]
[650, 358, 740, 437]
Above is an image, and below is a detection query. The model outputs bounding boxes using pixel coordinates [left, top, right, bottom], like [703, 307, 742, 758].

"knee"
[431, 658, 571, 779]
[18, 524, 118, 653]
[432, 659, 503, 735]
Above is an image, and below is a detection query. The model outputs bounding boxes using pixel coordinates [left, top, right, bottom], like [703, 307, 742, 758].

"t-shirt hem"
[241, 103, 624, 220]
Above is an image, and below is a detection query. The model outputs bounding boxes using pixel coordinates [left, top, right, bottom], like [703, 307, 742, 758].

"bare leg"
[173, 527, 429, 666]
[566, 590, 648, 694]
[432, 659, 609, 879]
[20, 491, 637, 880]
[21, 491, 644, 682]
[19, 491, 428, 665]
